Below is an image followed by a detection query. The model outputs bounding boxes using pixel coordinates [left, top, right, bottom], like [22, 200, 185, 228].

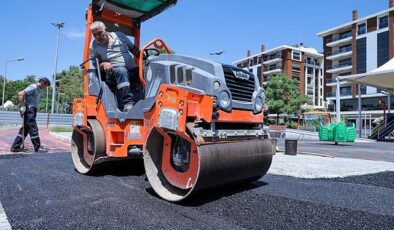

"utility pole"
[2, 58, 24, 109]
[51, 22, 64, 114]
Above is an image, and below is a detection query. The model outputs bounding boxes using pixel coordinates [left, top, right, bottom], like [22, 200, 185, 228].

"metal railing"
[305, 60, 320, 66]
[327, 32, 352, 43]
[327, 62, 352, 70]
[0, 111, 72, 127]
[370, 119, 394, 140]
[325, 78, 347, 84]
[327, 46, 352, 57]
[326, 90, 352, 97]
[264, 55, 282, 62]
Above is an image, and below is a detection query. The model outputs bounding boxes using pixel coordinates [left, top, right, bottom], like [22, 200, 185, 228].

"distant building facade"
[317, 0, 394, 120]
[232, 44, 325, 109]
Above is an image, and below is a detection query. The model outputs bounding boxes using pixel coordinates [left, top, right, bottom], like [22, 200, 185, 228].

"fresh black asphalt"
[0, 153, 393, 229]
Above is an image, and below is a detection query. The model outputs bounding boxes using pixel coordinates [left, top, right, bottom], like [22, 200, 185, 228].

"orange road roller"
[72, 0, 275, 202]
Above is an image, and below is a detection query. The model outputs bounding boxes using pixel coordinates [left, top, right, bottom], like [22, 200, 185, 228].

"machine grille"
[224, 71, 255, 102]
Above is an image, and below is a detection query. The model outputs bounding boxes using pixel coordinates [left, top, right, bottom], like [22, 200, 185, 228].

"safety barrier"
[0, 111, 72, 127]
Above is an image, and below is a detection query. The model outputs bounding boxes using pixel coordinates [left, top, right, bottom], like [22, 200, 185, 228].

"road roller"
[72, 0, 275, 202]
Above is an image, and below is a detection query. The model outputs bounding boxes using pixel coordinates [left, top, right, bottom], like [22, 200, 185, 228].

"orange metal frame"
[73, 4, 265, 187]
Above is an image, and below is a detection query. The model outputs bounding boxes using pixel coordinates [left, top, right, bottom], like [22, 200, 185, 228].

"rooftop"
[233, 44, 323, 64]
[317, 7, 394, 37]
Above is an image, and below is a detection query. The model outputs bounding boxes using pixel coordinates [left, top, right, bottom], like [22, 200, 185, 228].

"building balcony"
[326, 90, 352, 98]
[326, 62, 352, 73]
[263, 68, 282, 75]
[326, 47, 352, 60]
[325, 78, 350, 86]
[263, 56, 282, 65]
[305, 59, 321, 67]
[326, 34, 352, 47]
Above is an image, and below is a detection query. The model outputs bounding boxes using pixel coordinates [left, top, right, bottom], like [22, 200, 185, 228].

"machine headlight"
[213, 81, 221, 90]
[219, 91, 230, 108]
[255, 96, 263, 111]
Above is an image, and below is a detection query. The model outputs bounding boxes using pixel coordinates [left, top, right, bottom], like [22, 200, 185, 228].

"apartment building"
[317, 0, 394, 120]
[232, 44, 325, 109]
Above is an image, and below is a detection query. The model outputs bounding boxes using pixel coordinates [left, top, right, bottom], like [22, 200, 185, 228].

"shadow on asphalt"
[173, 180, 269, 206]
[88, 158, 146, 177]
[0, 153, 29, 160]
[317, 142, 354, 146]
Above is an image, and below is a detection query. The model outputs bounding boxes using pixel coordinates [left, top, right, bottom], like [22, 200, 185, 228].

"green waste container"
[319, 122, 355, 144]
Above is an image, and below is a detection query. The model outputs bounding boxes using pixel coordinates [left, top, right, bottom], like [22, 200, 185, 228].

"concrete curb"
[49, 132, 71, 144]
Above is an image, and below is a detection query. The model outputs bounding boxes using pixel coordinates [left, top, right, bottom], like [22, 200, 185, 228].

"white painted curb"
[0, 202, 12, 230]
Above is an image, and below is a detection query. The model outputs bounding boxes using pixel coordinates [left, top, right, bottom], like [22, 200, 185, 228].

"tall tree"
[53, 66, 83, 113]
[265, 73, 309, 124]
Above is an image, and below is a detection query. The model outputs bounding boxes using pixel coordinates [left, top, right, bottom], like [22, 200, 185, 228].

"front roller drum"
[71, 119, 106, 174]
[143, 127, 273, 202]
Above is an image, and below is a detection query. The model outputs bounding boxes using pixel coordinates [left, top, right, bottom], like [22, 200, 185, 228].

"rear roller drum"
[71, 119, 106, 174]
[143, 127, 273, 202]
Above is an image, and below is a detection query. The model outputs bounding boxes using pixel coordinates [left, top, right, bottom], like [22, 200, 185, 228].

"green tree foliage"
[265, 73, 309, 124]
[1, 67, 83, 113]
[52, 66, 83, 113]
[0, 75, 37, 106]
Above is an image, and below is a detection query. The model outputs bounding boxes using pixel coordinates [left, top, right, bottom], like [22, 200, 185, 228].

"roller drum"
[144, 127, 273, 202]
[194, 140, 273, 191]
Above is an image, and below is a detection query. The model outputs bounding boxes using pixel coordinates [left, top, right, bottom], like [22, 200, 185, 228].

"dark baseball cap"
[39, 77, 51, 86]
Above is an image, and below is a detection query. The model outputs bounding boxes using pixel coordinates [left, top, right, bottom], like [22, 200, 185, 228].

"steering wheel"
[139, 38, 171, 88]
[143, 48, 160, 60]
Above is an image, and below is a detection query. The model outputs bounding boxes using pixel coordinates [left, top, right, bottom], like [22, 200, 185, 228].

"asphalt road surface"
[0, 153, 393, 230]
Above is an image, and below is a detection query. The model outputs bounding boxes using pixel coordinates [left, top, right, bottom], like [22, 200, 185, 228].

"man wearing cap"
[89, 21, 143, 112]
[10, 77, 51, 152]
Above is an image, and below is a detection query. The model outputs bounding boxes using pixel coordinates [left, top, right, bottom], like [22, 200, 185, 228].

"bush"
[286, 122, 298, 129]
[265, 119, 276, 125]
[50, 126, 73, 132]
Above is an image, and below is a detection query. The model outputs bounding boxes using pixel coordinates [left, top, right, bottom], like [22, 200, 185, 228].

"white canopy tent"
[335, 58, 394, 137]
[340, 58, 394, 91]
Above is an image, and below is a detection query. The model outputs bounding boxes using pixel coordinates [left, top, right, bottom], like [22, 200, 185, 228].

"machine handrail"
[138, 38, 171, 87]
[372, 118, 388, 134]
[80, 58, 103, 104]
[377, 119, 394, 139]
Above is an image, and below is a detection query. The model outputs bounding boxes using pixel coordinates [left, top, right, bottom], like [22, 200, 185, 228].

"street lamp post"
[2, 57, 24, 109]
[51, 22, 64, 114]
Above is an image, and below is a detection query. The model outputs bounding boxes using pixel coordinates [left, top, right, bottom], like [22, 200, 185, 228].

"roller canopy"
[92, 0, 177, 22]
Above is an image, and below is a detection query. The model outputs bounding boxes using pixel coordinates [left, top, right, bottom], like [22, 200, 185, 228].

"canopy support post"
[358, 84, 362, 138]
[336, 77, 340, 124]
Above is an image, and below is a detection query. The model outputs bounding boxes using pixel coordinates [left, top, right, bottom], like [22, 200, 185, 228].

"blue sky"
[0, 0, 390, 81]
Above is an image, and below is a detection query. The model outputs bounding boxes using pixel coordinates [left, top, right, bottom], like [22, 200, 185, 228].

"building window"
[257, 66, 262, 82]
[307, 67, 313, 75]
[292, 63, 300, 71]
[340, 86, 352, 96]
[377, 31, 389, 67]
[292, 51, 301, 61]
[314, 58, 319, 66]
[356, 37, 367, 73]
[258, 56, 262, 64]
[249, 59, 253, 67]
[292, 76, 300, 85]
[357, 23, 366, 35]
[339, 72, 352, 76]
[339, 57, 352, 64]
[269, 64, 277, 70]
[378, 15, 388, 29]
[339, 30, 352, 38]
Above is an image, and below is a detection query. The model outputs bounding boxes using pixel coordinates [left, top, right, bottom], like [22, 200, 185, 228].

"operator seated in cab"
[89, 21, 143, 112]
